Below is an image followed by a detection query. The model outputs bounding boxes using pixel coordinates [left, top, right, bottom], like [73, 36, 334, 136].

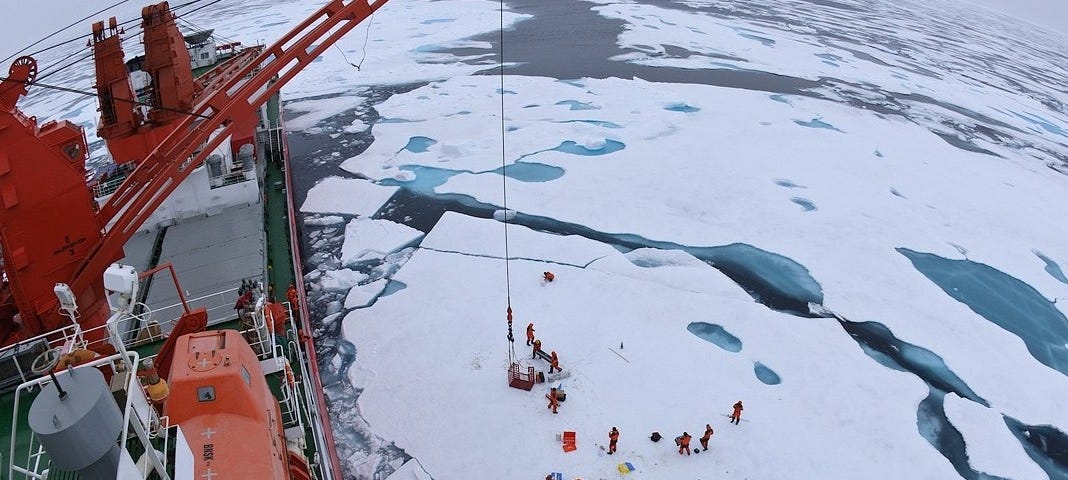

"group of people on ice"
[609, 400, 742, 457]
[528, 322, 561, 373]
[532, 271, 746, 478]
[668, 423, 715, 456]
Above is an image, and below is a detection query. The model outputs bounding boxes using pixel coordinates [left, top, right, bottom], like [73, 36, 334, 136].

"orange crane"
[0, 0, 389, 346]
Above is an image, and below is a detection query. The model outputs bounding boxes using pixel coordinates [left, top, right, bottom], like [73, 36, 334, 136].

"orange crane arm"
[73, 0, 389, 326]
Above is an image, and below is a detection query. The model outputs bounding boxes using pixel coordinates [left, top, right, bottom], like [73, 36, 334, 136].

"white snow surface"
[303, 215, 346, 226]
[340, 217, 423, 266]
[300, 176, 398, 217]
[344, 279, 389, 309]
[421, 212, 618, 268]
[285, 96, 367, 132]
[384, 459, 432, 480]
[329, 10, 1068, 479]
[943, 393, 1048, 480]
[347, 216, 950, 479]
[322, 1, 1068, 478]
[318, 268, 367, 292]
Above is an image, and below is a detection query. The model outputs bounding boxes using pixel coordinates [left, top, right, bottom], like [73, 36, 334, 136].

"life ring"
[30, 347, 63, 375]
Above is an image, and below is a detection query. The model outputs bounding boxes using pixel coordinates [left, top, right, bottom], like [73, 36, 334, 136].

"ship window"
[197, 386, 216, 402]
[240, 365, 251, 386]
[201, 52, 209, 59]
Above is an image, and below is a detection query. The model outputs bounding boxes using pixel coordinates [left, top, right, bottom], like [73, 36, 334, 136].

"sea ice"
[344, 279, 389, 309]
[301, 176, 399, 217]
[339, 217, 424, 266]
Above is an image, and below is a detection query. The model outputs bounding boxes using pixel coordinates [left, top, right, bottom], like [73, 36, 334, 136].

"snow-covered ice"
[344, 279, 389, 309]
[347, 216, 950, 479]
[421, 212, 617, 268]
[943, 393, 1048, 480]
[318, 268, 368, 292]
[300, 176, 398, 217]
[315, 1, 1068, 478]
[339, 217, 424, 266]
[304, 215, 346, 226]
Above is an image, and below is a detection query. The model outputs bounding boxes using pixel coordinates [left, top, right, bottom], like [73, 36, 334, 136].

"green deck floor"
[264, 140, 296, 301]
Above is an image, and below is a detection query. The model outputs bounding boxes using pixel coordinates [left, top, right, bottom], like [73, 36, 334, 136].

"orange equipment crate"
[562, 430, 576, 452]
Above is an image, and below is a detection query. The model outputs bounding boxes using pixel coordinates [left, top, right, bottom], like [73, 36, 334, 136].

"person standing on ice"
[546, 387, 559, 414]
[731, 401, 744, 425]
[543, 271, 555, 282]
[608, 427, 619, 454]
[700, 424, 714, 450]
[526, 322, 536, 346]
[549, 350, 561, 373]
[532, 339, 542, 359]
[677, 432, 692, 455]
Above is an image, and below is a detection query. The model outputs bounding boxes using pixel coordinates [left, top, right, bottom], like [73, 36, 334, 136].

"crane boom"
[79, 0, 389, 330]
[0, 0, 389, 343]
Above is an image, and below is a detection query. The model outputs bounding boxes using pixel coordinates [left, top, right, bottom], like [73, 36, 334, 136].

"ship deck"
[126, 201, 266, 331]
[123, 88, 292, 333]
[0, 94, 305, 478]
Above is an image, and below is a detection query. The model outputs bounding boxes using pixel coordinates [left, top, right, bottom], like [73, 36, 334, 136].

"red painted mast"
[0, 56, 110, 343]
[93, 17, 141, 142]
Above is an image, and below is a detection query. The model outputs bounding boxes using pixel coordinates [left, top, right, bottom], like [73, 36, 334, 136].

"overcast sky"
[1, 0, 1066, 65]
[961, 0, 1068, 34]
[2, 1, 147, 63]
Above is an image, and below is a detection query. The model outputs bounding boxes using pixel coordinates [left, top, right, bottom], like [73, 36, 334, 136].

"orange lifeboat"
[164, 330, 291, 479]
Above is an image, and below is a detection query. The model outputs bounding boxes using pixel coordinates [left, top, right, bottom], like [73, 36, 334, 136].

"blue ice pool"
[664, 103, 700, 113]
[696, 243, 824, 313]
[899, 248, 1068, 377]
[791, 197, 816, 211]
[687, 322, 742, 352]
[402, 136, 437, 153]
[555, 100, 598, 110]
[559, 119, 623, 129]
[490, 162, 565, 182]
[769, 94, 791, 104]
[378, 165, 461, 193]
[737, 33, 775, 46]
[1034, 251, 1068, 285]
[553, 140, 625, 156]
[381, 280, 407, 297]
[753, 362, 781, 385]
[839, 319, 986, 404]
[794, 118, 841, 131]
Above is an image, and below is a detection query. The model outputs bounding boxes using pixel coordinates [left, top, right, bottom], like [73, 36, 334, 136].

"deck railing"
[0, 323, 86, 391]
[6, 351, 176, 480]
[282, 301, 334, 480]
[1, 286, 330, 479]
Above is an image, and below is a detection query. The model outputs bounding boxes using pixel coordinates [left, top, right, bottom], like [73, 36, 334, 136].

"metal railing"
[282, 301, 334, 480]
[1, 285, 331, 479]
[91, 163, 136, 199]
[6, 351, 171, 480]
[209, 168, 255, 189]
[0, 323, 86, 390]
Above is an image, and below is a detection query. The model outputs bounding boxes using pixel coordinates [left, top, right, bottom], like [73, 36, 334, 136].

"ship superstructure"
[0, 1, 391, 478]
